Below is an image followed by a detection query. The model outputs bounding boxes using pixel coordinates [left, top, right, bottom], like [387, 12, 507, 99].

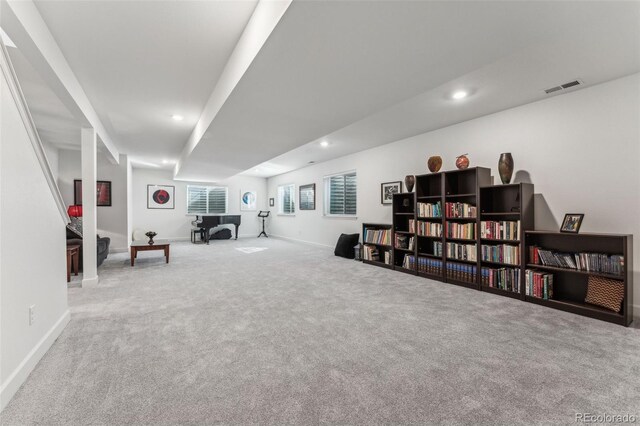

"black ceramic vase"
[405, 175, 415, 192]
[498, 153, 514, 184]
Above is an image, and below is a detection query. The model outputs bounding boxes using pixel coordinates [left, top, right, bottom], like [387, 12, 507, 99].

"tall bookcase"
[392, 192, 417, 274]
[415, 172, 444, 280]
[479, 183, 534, 299]
[442, 167, 491, 289]
[525, 232, 633, 326]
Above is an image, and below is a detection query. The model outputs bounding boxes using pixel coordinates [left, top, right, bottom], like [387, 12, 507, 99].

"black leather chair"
[66, 225, 110, 269]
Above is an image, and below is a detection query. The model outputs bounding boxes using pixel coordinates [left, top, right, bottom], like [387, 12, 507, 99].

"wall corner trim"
[0, 309, 70, 411]
[0, 40, 69, 224]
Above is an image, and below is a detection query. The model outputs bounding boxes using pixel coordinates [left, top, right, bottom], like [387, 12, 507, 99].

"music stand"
[257, 211, 270, 238]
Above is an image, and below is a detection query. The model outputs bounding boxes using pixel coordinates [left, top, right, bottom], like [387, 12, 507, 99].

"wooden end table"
[66, 244, 80, 282]
[130, 240, 170, 266]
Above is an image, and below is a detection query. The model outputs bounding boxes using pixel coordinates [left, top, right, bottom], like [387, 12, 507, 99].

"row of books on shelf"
[362, 244, 391, 264]
[395, 235, 415, 250]
[433, 241, 443, 257]
[402, 254, 415, 269]
[525, 269, 554, 299]
[410, 219, 442, 237]
[481, 244, 520, 266]
[363, 228, 392, 246]
[446, 222, 475, 240]
[417, 201, 442, 218]
[446, 262, 477, 283]
[417, 257, 443, 275]
[446, 242, 477, 262]
[529, 247, 624, 276]
[482, 267, 520, 292]
[480, 220, 520, 241]
[445, 202, 477, 219]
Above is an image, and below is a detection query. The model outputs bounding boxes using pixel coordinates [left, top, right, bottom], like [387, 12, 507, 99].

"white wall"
[267, 73, 640, 306]
[1, 69, 69, 410]
[57, 149, 130, 252]
[132, 168, 267, 240]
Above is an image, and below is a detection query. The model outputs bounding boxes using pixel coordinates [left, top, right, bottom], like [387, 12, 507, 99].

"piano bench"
[191, 228, 205, 244]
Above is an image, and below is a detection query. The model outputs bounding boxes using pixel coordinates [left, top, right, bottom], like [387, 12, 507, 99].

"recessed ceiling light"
[320, 141, 329, 148]
[171, 114, 184, 121]
[162, 159, 169, 164]
[451, 90, 468, 100]
[254, 169, 259, 172]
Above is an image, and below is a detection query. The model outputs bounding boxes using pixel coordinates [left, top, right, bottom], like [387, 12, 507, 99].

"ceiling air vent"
[544, 79, 583, 94]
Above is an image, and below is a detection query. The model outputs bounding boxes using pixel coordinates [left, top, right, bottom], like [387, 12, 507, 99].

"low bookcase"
[525, 231, 633, 326]
[362, 223, 393, 270]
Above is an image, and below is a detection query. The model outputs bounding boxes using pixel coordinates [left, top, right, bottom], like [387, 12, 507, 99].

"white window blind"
[187, 186, 227, 214]
[278, 184, 295, 214]
[324, 172, 357, 216]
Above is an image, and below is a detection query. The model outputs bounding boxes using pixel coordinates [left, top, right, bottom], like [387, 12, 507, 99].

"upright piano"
[191, 215, 241, 244]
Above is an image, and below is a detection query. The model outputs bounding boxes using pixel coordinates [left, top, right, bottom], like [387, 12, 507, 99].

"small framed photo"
[269, 198, 275, 207]
[560, 214, 584, 233]
[381, 181, 402, 205]
[147, 185, 175, 209]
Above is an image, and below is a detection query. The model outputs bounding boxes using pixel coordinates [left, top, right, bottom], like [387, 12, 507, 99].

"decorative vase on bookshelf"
[456, 154, 470, 170]
[498, 153, 514, 184]
[427, 156, 442, 173]
[404, 175, 415, 192]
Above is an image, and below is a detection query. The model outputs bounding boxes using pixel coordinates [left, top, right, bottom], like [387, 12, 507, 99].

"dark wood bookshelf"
[361, 169, 633, 326]
[478, 183, 534, 299]
[524, 231, 632, 326]
[392, 193, 417, 274]
[362, 223, 393, 269]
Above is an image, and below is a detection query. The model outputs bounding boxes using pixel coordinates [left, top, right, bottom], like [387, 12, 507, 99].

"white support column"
[81, 127, 98, 287]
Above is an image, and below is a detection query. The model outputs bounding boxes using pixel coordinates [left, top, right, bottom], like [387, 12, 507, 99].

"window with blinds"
[324, 172, 357, 216]
[187, 186, 227, 214]
[277, 184, 295, 215]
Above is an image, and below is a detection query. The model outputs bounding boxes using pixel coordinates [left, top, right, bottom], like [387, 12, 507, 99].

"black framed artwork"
[147, 185, 175, 209]
[74, 179, 112, 206]
[381, 181, 402, 205]
[299, 184, 316, 210]
[560, 213, 584, 233]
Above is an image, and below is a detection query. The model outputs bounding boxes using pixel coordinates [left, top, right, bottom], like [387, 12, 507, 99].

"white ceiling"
[26, 0, 258, 167]
[177, 0, 640, 180]
[7, 1, 640, 180]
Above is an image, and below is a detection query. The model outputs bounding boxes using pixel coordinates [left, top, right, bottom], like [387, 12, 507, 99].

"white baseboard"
[270, 234, 333, 249]
[82, 275, 99, 287]
[0, 309, 70, 411]
[109, 247, 128, 254]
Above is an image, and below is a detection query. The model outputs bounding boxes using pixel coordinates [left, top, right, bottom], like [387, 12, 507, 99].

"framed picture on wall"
[299, 184, 315, 210]
[240, 190, 257, 211]
[147, 184, 175, 209]
[74, 179, 112, 206]
[560, 213, 584, 233]
[381, 181, 402, 205]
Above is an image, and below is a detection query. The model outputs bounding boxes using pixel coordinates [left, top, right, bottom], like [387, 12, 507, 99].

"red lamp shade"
[67, 205, 83, 218]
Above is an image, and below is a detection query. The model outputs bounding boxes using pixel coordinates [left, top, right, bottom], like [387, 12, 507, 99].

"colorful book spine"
[445, 202, 477, 218]
[446, 242, 477, 261]
[525, 269, 554, 299]
[364, 228, 391, 246]
[417, 202, 442, 218]
[481, 244, 520, 265]
[445, 222, 476, 239]
[480, 220, 520, 241]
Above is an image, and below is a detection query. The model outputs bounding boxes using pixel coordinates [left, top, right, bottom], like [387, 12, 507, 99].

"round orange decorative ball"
[456, 154, 469, 170]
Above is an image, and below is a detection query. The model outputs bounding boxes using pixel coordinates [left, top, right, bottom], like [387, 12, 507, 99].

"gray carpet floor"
[2, 238, 640, 425]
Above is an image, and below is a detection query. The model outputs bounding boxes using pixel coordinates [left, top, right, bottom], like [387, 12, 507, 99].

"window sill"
[324, 215, 358, 220]
[277, 213, 296, 217]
